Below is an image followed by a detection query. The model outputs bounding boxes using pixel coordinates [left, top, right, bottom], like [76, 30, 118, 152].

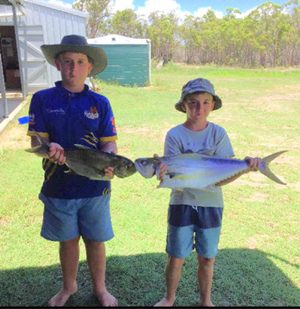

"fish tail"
[25, 145, 44, 153]
[259, 151, 287, 185]
[25, 129, 49, 155]
[32, 130, 46, 146]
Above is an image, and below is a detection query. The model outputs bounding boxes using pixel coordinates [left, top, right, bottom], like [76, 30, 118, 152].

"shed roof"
[88, 34, 150, 45]
[0, 0, 87, 18]
[25, 0, 87, 17]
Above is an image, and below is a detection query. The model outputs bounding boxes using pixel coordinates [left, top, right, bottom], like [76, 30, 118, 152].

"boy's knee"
[60, 236, 80, 246]
[83, 238, 104, 248]
[168, 256, 185, 269]
[198, 256, 215, 267]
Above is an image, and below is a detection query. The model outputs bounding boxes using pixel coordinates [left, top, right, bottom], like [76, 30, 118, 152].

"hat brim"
[175, 95, 222, 113]
[41, 44, 107, 76]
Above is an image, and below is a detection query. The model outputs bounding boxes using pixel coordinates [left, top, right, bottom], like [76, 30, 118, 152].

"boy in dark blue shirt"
[27, 35, 118, 306]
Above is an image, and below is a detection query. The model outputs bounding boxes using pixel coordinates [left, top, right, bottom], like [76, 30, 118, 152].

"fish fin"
[157, 182, 183, 190]
[259, 151, 287, 185]
[25, 145, 43, 153]
[74, 144, 93, 150]
[80, 137, 98, 148]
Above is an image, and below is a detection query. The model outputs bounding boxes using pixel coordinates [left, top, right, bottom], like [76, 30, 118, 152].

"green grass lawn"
[0, 64, 299, 306]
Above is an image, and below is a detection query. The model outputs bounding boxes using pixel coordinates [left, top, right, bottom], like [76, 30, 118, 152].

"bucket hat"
[175, 78, 222, 112]
[40, 34, 107, 76]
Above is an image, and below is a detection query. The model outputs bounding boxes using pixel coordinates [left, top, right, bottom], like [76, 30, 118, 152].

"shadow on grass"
[0, 249, 299, 307]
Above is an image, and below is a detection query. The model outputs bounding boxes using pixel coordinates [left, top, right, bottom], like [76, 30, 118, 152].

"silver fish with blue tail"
[134, 151, 287, 190]
[26, 131, 136, 180]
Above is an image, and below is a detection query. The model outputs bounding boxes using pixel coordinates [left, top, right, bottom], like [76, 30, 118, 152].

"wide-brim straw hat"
[175, 78, 222, 112]
[41, 34, 107, 76]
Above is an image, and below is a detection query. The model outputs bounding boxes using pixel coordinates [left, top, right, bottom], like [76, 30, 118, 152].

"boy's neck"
[61, 81, 85, 93]
[184, 119, 209, 131]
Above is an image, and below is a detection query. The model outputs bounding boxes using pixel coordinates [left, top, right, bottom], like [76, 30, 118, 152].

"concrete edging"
[0, 99, 28, 135]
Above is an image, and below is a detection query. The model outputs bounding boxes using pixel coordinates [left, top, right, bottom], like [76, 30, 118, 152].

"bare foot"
[48, 286, 78, 307]
[154, 297, 175, 307]
[95, 290, 118, 307]
[200, 301, 215, 307]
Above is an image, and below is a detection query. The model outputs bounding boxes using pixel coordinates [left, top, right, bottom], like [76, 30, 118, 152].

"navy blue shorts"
[39, 193, 114, 242]
[166, 204, 223, 258]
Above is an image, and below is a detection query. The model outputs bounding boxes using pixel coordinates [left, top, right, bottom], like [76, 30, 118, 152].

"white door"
[17, 24, 49, 94]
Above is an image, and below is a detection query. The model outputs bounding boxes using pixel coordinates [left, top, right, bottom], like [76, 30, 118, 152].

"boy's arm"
[100, 141, 117, 154]
[100, 141, 118, 179]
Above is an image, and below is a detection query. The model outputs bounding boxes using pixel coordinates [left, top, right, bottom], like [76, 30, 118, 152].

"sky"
[48, 0, 289, 18]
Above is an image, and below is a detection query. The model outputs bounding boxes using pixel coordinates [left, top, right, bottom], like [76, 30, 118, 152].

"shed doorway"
[0, 25, 21, 90]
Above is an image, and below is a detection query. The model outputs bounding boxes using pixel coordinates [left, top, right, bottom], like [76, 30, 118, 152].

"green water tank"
[88, 34, 151, 87]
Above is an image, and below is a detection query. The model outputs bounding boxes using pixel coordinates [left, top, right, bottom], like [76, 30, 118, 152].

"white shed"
[0, 0, 87, 100]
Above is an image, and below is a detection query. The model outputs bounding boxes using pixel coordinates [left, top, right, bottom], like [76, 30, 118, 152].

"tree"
[110, 9, 146, 38]
[179, 15, 202, 64]
[282, 0, 300, 65]
[73, 0, 112, 38]
[247, 2, 289, 66]
[72, 0, 300, 67]
[147, 11, 179, 63]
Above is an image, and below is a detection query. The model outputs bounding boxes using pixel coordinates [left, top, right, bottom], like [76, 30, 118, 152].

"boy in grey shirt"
[154, 78, 261, 307]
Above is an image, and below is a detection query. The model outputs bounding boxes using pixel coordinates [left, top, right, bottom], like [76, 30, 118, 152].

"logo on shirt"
[84, 106, 99, 120]
[46, 108, 65, 115]
[111, 117, 116, 133]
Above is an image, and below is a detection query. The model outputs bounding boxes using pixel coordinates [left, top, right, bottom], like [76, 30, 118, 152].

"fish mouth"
[134, 159, 156, 178]
[127, 163, 137, 175]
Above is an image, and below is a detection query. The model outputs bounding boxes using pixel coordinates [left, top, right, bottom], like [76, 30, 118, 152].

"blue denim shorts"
[39, 193, 114, 242]
[166, 204, 223, 259]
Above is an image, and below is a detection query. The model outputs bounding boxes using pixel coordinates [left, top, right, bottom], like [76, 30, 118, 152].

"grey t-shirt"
[164, 122, 234, 208]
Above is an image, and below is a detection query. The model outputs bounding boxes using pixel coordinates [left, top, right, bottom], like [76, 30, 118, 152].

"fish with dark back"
[26, 132, 136, 180]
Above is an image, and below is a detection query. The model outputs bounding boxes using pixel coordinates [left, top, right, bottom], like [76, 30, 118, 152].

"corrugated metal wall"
[21, 0, 87, 88]
[94, 44, 151, 87]
[0, 0, 87, 92]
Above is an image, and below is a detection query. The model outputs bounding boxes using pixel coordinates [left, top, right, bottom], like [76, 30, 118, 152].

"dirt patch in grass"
[246, 234, 270, 249]
[246, 192, 269, 202]
[0, 125, 29, 149]
[0, 216, 11, 227]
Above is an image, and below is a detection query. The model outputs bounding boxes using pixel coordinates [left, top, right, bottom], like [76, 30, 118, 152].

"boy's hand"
[48, 143, 66, 165]
[244, 156, 261, 172]
[104, 166, 115, 179]
[153, 153, 167, 181]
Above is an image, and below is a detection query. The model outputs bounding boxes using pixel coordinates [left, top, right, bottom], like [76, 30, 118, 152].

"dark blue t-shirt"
[27, 81, 117, 199]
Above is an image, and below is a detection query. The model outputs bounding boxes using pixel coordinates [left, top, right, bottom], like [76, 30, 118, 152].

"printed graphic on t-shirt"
[111, 117, 117, 133]
[84, 106, 99, 120]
